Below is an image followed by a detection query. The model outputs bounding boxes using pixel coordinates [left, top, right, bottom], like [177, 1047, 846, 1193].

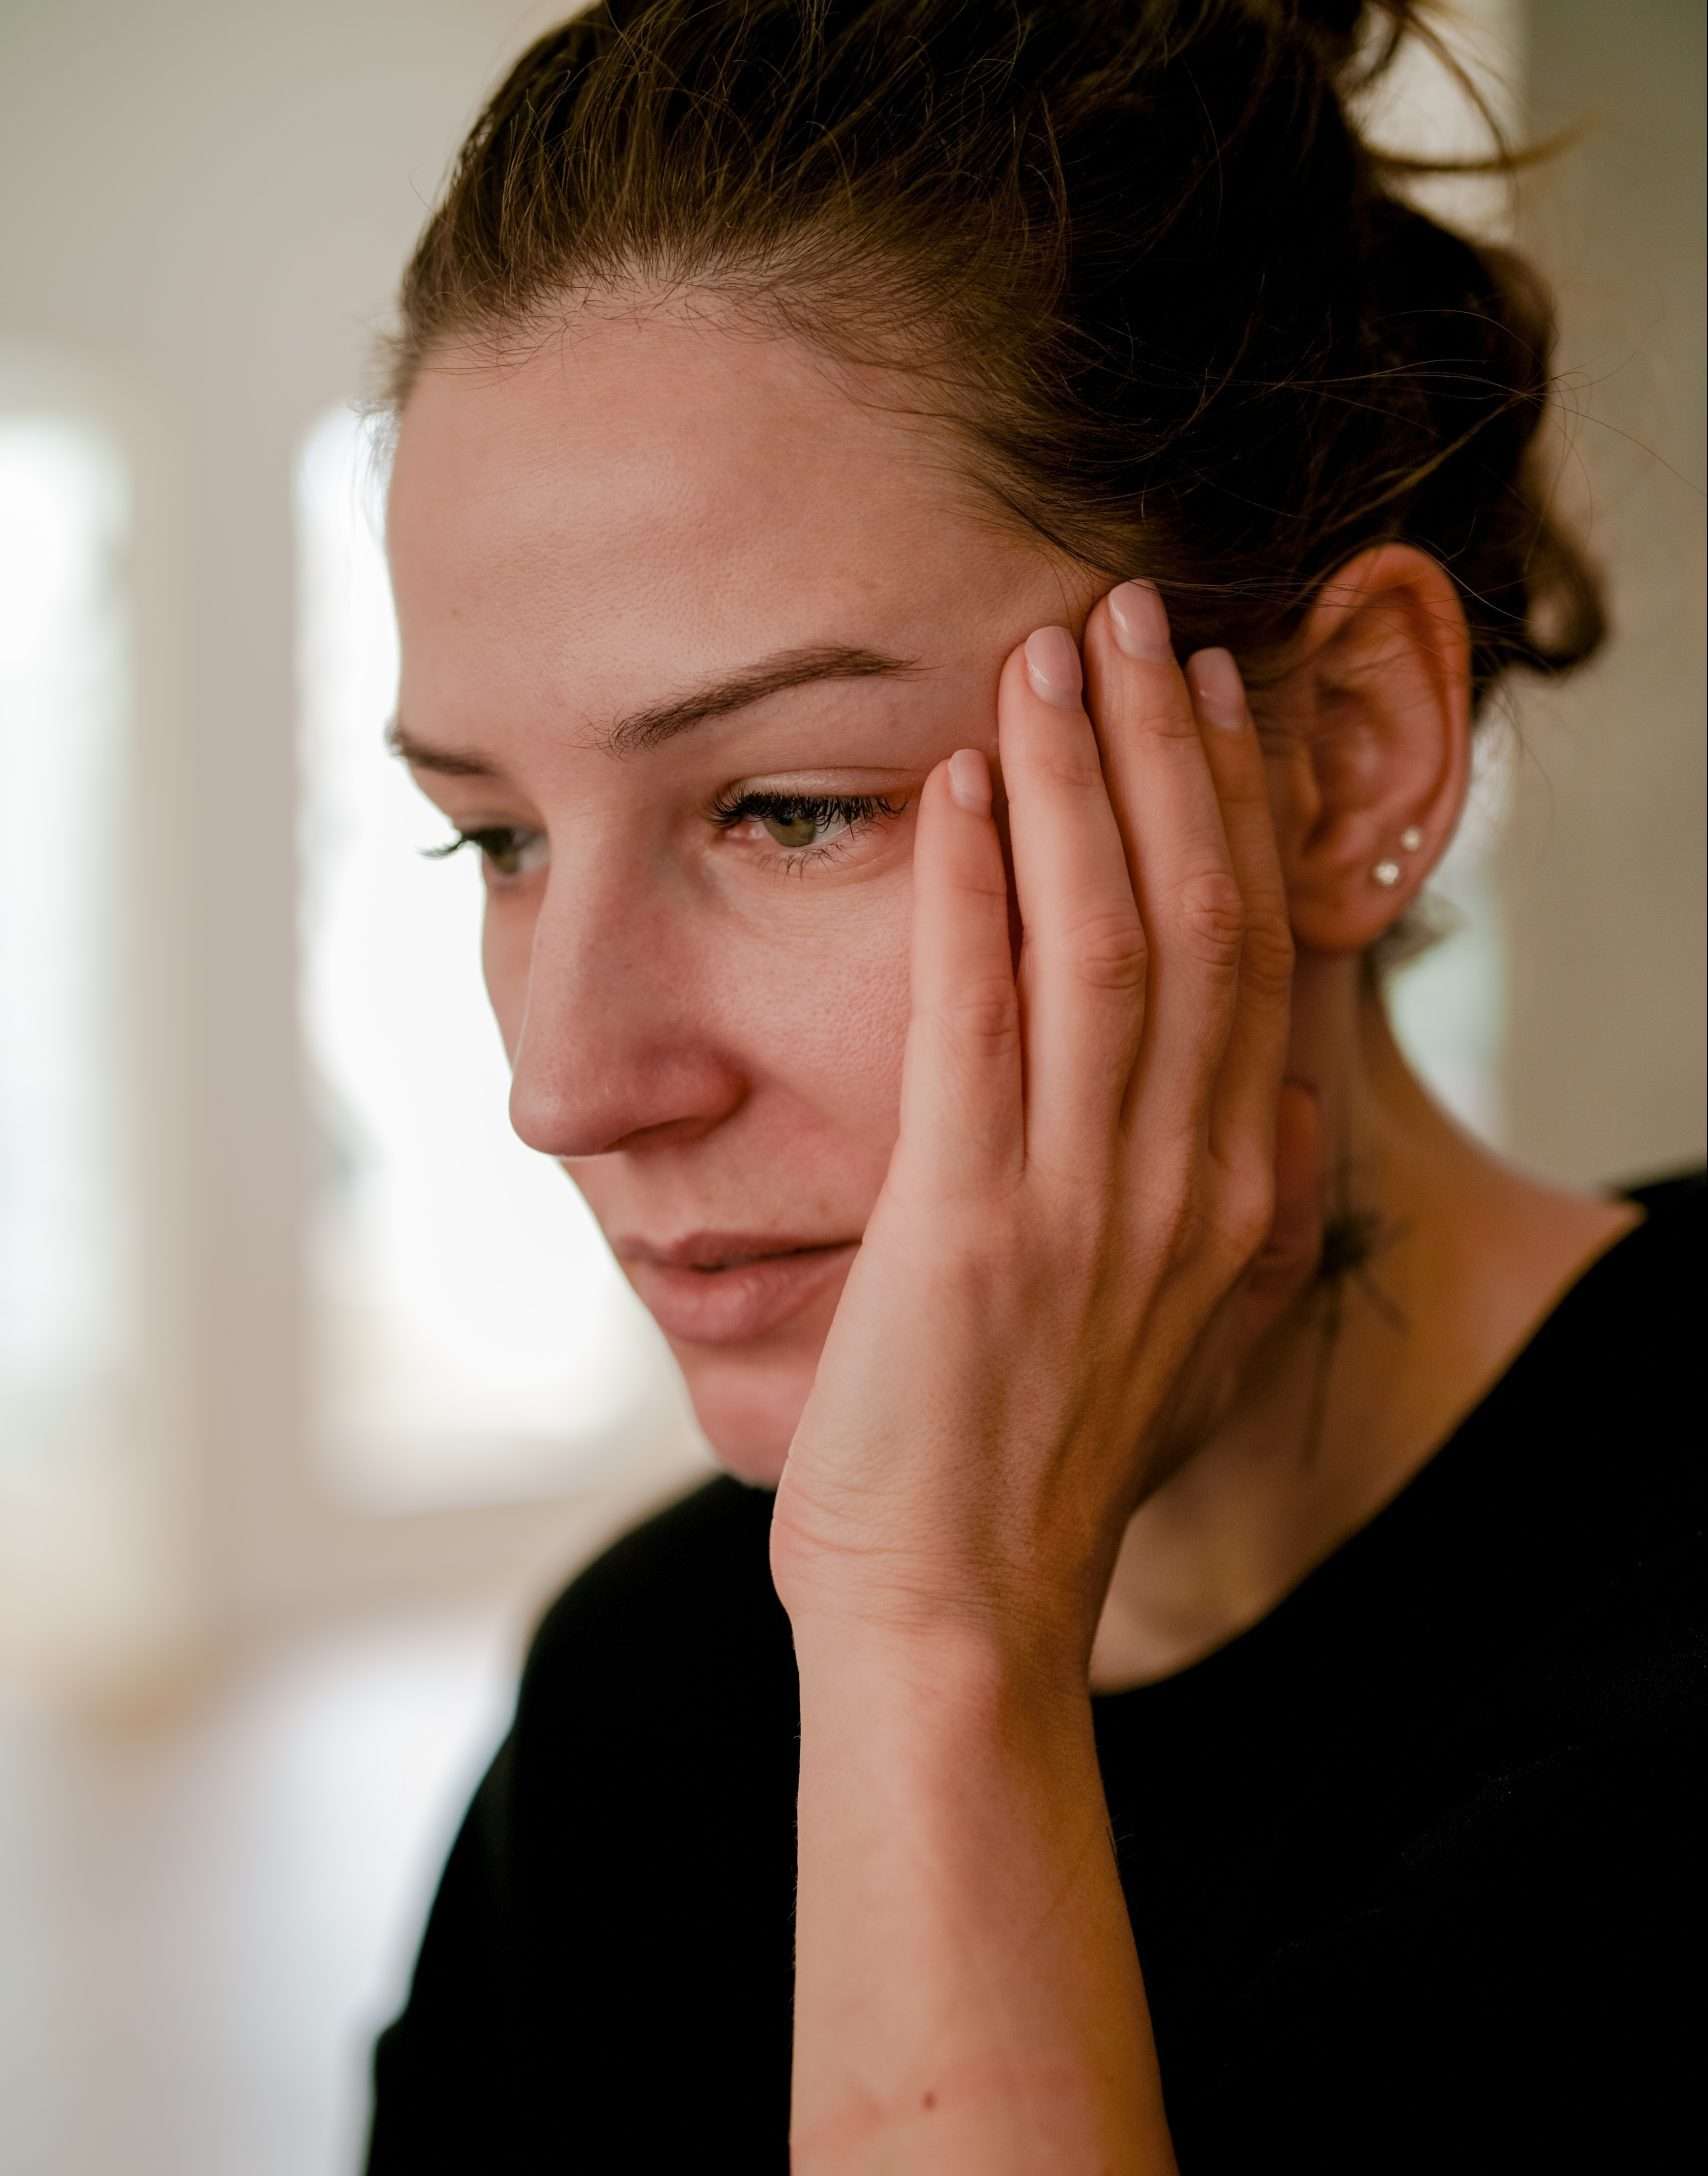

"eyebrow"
[384, 641, 932, 775]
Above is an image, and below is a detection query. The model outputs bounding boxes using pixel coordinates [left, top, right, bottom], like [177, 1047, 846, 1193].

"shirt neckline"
[1087, 1176, 1678, 1717]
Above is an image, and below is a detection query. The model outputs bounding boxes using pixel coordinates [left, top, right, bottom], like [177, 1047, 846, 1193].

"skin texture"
[385, 296, 1645, 1690]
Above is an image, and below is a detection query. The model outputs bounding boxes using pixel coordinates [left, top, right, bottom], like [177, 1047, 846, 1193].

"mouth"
[617, 1228, 853, 1272]
[623, 1240, 859, 1346]
[687, 1244, 829, 1273]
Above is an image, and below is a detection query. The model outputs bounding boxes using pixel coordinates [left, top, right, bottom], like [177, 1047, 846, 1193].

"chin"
[707, 1438, 791, 1491]
[675, 1346, 808, 1492]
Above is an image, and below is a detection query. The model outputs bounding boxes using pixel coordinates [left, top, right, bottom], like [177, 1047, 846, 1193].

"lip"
[618, 1229, 845, 1270]
[626, 1242, 858, 1345]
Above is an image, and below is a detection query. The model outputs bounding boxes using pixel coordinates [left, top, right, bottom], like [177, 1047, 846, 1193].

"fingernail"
[1108, 579, 1173, 661]
[1187, 647, 1247, 730]
[947, 746, 991, 814]
[1024, 625, 1083, 707]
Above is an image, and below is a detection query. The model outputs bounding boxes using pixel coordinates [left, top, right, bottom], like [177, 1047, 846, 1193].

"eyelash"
[420, 787, 911, 886]
[707, 786, 911, 876]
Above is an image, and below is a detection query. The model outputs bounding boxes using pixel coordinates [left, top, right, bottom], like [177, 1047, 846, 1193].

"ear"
[1258, 542, 1474, 960]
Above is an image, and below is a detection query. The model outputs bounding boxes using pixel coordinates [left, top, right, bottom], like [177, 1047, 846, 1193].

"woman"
[361, 2, 1703, 2168]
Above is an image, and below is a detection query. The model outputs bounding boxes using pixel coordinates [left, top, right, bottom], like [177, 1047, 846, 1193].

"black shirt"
[364, 1167, 1705, 2173]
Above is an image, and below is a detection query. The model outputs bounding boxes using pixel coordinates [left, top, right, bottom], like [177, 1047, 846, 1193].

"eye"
[418, 788, 912, 890]
[418, 826, 541, 884]
[706, 787, 911, 878]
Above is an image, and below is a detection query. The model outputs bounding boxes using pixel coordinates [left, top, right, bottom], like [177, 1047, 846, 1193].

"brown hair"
[369, 0, 1605, 987]
[367, 0, 1606, 1331]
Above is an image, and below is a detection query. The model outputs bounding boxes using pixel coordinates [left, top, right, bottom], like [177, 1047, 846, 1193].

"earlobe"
[1270, 543, 1470, 959]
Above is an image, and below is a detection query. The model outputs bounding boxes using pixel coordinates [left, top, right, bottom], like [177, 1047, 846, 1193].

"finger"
[1242, 1078, 1325, 1307]
[998, 626, 1149, 1187]
[1182, 647, 1298, 1207]
[893, 747, 1025, 1205]
[1079, 584, 1242, 1163]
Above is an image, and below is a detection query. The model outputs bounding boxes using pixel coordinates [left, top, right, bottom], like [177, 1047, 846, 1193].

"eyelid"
[709, 783, 912, 877]
[418, 773, 919, 885]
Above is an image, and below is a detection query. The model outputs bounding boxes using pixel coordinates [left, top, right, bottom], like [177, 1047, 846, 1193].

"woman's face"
[385, 305, 1094, 1485]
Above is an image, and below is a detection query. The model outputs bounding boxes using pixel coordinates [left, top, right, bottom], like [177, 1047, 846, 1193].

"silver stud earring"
[1372, 826, 1424, 887]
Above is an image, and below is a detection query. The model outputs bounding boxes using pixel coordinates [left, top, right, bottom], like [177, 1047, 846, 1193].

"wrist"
[786, 1607, 1093, 1721]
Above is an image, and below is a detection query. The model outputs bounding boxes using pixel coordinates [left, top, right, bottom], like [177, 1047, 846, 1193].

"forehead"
[384, 303, 1020, 719]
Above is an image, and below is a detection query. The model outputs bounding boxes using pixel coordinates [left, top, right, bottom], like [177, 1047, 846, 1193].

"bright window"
[0, 416, 132, 1469]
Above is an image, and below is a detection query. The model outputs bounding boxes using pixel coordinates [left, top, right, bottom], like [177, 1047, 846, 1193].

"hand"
[766, 581, 1326, 1689]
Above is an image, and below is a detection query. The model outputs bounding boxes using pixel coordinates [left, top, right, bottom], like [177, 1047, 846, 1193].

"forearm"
[786, 1627, 1179, 2174]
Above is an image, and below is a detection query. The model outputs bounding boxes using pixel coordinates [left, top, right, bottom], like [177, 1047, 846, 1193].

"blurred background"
[0, 2, 1701, 2170]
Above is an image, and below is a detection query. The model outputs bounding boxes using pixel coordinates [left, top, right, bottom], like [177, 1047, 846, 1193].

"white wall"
[1500, 0, 1706, 1179]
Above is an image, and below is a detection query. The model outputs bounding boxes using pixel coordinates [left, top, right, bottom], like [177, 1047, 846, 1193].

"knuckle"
[958, 863, 1015, 915]
[932, 1213, 1004, 1292]
[1174, 869, 1247, 973]
[1145, 1173, 1210, 1263]
[1066, 905, 1149, 995]
[938, 973, 1021, 1058]
[1144, 693, 1203, 743]
[1240, 912, 1297, 999]
[1219, 1170, 1278, 1261]
[1032, 743, 1105, 794]
[1023, 1186, 1102, 1280]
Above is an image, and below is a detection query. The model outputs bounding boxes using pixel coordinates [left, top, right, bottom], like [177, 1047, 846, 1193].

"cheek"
[478, 886, 913, 1138]
[791, 913, 913, 1157]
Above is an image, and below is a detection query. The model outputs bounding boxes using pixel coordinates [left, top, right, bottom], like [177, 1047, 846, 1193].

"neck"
[1088, 957, 1643, 1692]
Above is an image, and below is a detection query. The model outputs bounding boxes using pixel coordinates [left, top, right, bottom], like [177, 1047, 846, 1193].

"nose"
[503, 879, 742, 1161]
